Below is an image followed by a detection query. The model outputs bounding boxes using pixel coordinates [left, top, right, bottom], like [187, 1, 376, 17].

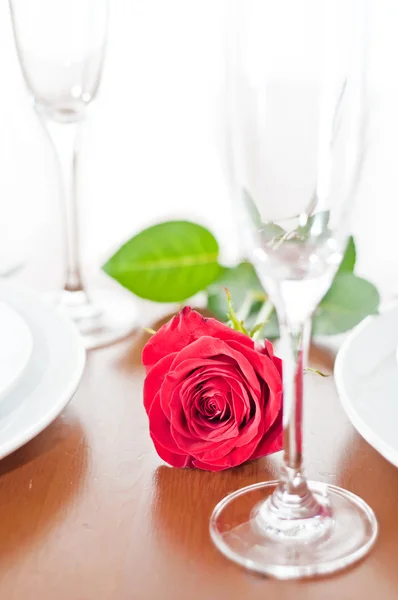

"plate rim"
[335, 301, 398, 468]
[0, 299, 33, 404]
[0, 283, 86, 459]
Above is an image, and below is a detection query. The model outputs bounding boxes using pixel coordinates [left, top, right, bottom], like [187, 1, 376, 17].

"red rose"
[142, 307, 283, 471]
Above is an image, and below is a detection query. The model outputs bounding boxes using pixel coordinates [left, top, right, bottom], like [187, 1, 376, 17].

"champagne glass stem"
[254, 311, 330, 541]
[279, 317, 310, 489]
[44, 117, 84, 294]
[35, 111, 137, 350]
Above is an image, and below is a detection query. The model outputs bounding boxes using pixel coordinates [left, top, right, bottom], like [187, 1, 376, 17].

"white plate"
[0, 300, 32, 403]
[335, 303, 398, 468]
[0, 283, 85, 459]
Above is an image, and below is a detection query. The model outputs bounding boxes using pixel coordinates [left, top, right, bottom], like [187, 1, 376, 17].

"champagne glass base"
[210, 480, 377, 580]
[54, 289, 137, 350]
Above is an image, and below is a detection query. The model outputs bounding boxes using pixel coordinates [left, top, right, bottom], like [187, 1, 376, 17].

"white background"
[0, 0, 398, 299]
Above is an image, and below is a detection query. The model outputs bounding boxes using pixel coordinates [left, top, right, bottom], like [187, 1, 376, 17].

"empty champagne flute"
[210, 0, 377, 579]
[9, 0, 137, 349]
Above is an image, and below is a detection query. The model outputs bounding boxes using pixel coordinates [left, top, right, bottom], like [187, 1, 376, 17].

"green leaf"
[297, 210, 330, 239]
[207, 262, 264, 322]
[207, 263, 282, 338]
[262, 222, 286, 243]
[243, 189, 285, 242]
[243, 189, 262, 227]
[102, 221, 223, 302]
[313, 272, 379, 335]
[337, 236, 356, 273]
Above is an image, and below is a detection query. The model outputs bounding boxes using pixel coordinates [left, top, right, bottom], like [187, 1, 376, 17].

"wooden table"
[0, 319, 396, 600]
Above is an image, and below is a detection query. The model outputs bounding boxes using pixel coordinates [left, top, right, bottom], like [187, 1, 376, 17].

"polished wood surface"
[0, 323, 396, 600]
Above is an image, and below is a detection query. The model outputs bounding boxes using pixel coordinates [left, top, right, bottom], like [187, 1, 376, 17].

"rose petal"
[226, 340, 283, 431]
[143, 353, 177, 412]
[166, 375, 235, 440]
[273, 355, 283, 378]
[168, 370, 249, 442]
[252, 408, 283, 458]
[142, 307, 255, 371]
[168, 337, 262, 397]
[151, 436, 192, 468]
[147, 396, 191, 467]
[228, 378, 252, 423]
[171, 423, 238, 459]
[142, 308, 283, 472]
[262, 339, 275, 358]
[172, 398, 239, 447]
[189, 412, 238, 442]
[159, 358, 232, 420]
[191, 435, 241, 463]
[193, 425, 267, 470]
[159, 358, 247, 421]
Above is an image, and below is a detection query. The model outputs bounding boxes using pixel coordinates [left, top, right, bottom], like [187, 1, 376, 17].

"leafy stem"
[225, 288, 249, 336]
[251, 300, 274, 341]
